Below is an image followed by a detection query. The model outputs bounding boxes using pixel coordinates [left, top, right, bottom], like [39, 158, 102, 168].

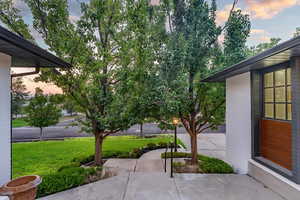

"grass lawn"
[12, 118, 29, 128]
[12, 135, 173, 178]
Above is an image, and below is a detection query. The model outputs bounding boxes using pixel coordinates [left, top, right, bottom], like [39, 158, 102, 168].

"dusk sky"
[8, 0, 300, 93]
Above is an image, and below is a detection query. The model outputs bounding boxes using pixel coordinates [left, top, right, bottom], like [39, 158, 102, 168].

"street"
[12, 120, 225, 142]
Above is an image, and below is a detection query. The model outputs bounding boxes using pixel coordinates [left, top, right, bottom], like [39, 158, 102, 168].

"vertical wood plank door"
[260, 119, 292, 170]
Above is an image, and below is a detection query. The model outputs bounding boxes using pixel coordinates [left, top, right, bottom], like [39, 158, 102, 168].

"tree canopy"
[158, 0, 250, 165]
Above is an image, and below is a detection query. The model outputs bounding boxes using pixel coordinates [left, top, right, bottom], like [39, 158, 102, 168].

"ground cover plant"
[161, 152, 233, 174]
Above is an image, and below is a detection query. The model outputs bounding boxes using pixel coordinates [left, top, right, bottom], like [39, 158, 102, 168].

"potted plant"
[0, 175, 42, 200]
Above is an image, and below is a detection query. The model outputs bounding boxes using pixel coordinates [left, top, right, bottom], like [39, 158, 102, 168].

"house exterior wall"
[226, 72, 252, 174]
[0, 53, 11, 185]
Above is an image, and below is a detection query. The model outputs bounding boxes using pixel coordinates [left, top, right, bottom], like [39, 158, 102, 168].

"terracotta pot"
[0, 175, 42, 200]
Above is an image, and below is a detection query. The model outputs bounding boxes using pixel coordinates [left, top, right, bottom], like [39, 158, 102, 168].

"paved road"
[12, 120, 225, 142]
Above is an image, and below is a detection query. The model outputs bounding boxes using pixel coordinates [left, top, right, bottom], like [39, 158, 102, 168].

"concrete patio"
[39, 134, 286, 200]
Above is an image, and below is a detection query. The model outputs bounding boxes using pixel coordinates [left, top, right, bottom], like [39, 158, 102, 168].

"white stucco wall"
[0, 53, 11, 185]
[226, 72, 252, 174]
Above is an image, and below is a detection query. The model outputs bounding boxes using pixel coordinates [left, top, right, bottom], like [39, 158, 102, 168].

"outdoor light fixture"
[172, 117, 179, 152]
[172, 117, 179, 126]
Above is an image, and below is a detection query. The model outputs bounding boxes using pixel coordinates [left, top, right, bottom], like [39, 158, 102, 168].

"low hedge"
[161, 152, 234, 174]
[37, 165, 102, 198]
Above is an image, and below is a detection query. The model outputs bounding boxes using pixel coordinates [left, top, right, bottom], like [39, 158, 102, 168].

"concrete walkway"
[40, 173, 285, 200]
[39, 135, 285, 200]
[103, 149, 168, 173]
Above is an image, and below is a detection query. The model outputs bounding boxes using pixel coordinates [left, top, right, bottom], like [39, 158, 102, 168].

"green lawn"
[12, 136, 173, 178]
[12, 118, 29, 128]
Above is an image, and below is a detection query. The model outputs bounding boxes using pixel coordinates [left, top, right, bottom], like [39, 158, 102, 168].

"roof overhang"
[0, 26, 72, 68]
[202, 36, 300, 82]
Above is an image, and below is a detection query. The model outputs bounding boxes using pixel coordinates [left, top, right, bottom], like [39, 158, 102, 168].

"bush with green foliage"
[37, 165, 102, 198]
[37, 167, 85, 197]
[161, 152, 233, 174]
[199, 157, 233, 174]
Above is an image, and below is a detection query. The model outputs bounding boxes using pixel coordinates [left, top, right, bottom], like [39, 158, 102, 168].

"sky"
[8, 0, 300, 93]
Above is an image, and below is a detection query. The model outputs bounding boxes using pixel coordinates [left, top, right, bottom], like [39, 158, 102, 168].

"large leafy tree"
[0, 0, 163, 165]
[160, 0, 250, 166]
[0, 0, 34, 41]
[24, 88, 61, 140]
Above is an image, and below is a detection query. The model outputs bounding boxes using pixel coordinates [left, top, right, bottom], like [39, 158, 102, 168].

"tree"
[0, 0, 163, 165]
[62, 96, 79, 116]
[159, 0, 250, 166]
[248, 38, 281, 56]
[294, 27, 300, 38]
[0, 0, 34, 41]
[11, 76, 29, 119]
[24, 88, 61, 140]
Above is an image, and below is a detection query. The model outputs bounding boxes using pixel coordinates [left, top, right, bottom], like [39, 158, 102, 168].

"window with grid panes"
[263, 68, 291, 120]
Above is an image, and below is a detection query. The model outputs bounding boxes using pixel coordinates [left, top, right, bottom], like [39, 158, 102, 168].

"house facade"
[203, 36, 300, 199]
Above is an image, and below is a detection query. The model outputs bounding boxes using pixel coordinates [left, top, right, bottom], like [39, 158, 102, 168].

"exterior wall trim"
[250, 61, 298, 183]
[291, 57, 300, 184]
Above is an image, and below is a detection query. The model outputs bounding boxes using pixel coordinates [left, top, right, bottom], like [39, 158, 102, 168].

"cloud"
[250, 29, 267, 34]
[258, 35, 271, 42]
[216, 5, 231, 25]
[245, 0, 299, 19]
[249, 29, 271, 43]
[216, 5, 249, 25]
[217, 0, 300, 24]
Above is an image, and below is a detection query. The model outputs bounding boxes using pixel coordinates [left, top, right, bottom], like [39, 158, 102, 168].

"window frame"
[262, 66, 292, 122]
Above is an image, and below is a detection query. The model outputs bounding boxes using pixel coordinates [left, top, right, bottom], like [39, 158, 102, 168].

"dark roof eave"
[202, 35, 300, 82]
[0, 26, 72, 68]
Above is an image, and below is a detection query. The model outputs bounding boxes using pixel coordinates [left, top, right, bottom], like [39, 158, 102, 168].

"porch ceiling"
[0, 26, 71, 68]
[202, 36, 300, 82]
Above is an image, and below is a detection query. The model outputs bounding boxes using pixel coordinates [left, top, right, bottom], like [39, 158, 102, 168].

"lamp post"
[172, 117, 179, 152]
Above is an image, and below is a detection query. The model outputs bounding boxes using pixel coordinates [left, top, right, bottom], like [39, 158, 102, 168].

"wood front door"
[260, 67, 292, 170]
[260, 119, 292, 170]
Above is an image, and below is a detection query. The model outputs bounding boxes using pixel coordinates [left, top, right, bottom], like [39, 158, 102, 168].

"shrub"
[172, 162, 185, 168]
[160, 152, 234, 174]
[146, 143, 157, 150]
[37, 167, 85, 197]
[158, 142, 168, 148]
[57, 162, 81, 172]
[72, 155, 94, 164]
[116, 152, 131, 158]
[199, 158, 234, 174]
[37, 166, 103, 198]
[161, 152, 191, 159]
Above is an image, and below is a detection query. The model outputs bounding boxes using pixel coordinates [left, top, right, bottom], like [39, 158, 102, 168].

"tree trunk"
[190, 133, 198, 165]
[40, 127, 43, 141]
[94, 132, 104, 166]
[140, 123, 143, 137]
